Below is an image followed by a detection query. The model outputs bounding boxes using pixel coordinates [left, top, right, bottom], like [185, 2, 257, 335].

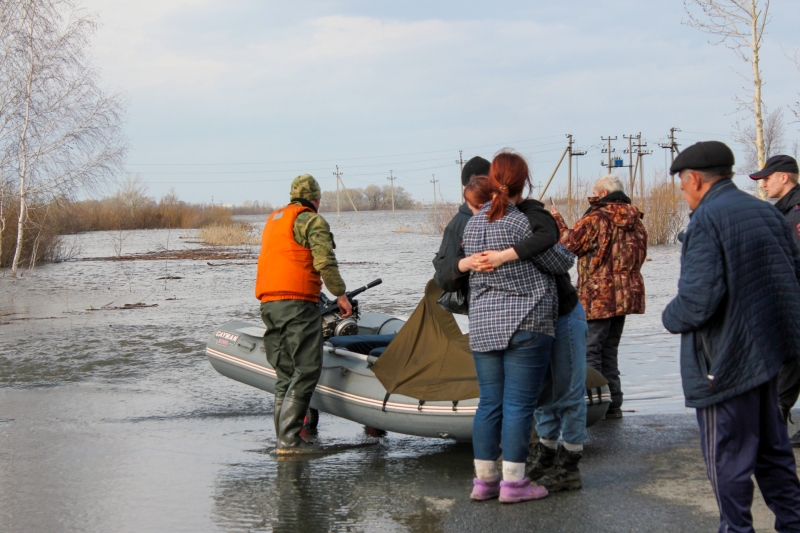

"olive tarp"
[372, 279, 479, 401]
[371, 279, 609, 403]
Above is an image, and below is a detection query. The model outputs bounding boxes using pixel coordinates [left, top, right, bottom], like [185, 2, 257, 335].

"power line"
[125, 135, 564, 166]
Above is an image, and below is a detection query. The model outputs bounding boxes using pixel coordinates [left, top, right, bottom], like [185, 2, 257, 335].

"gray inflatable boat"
[206, 281, 611, 442]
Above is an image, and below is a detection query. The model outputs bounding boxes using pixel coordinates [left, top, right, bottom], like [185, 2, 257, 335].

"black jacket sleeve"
[432, 209, 471, 292]
[513, 200, 559, 260]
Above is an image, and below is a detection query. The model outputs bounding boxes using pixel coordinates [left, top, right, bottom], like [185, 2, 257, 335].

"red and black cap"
[749, 154, 799, 180]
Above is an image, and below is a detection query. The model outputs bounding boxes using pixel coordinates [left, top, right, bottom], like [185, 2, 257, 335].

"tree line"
[319, 184, 416, 212]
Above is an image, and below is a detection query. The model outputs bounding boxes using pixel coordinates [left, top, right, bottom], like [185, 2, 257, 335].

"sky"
[80, 0, 800, 205]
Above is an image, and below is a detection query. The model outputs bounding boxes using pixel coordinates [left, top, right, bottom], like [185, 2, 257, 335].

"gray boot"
[276, 398, 324, 455]
[539, 447, 583, 492]
[527, 442, 558, 482]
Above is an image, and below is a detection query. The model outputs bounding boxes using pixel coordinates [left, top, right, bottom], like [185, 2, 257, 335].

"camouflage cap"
[290, 174, 321, 201]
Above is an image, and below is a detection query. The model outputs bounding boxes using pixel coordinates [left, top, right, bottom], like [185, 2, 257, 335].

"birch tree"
[683, 0, 770, 198]
[2, 0, 126, 275]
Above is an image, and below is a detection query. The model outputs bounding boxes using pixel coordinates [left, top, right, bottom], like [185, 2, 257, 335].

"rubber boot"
[273, 395, 284, 437]
[276, 398, 324, 455]
[539, 447, 583, 492]
[527, 442, 558, 482]
[303, 407, 319, 434]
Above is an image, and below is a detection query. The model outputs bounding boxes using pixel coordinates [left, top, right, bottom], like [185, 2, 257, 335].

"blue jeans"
[535, 303, 588, 445]
[472, 330, 554, 464]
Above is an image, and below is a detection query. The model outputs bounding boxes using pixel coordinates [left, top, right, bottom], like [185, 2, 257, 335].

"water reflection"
[213, 438, 472, 533]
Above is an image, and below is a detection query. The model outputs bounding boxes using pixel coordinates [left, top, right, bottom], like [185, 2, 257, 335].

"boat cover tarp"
[371, 278, 609, 402]
[372, 279, 479, 401]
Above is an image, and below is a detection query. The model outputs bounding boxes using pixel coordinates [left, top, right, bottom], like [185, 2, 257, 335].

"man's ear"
[782, 173, 791, 185]
[689, 172, 703, 191]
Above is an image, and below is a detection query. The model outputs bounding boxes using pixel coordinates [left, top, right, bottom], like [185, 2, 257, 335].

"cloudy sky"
[81, 0, 800, 205]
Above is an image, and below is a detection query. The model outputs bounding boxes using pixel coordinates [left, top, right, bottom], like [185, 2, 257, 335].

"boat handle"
[329, 347, 378, 366]
[237, 340, 256, 352]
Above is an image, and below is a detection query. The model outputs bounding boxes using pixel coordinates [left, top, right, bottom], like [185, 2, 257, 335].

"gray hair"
[594, 174, 625, 195]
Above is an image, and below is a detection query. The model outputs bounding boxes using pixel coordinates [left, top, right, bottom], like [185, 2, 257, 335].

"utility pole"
[455, 150, 464, 202]
[631, 134, 651, 201]
[601, 136, 618, 173]
[567, 134, 586, 216]
[624, 134, 637, 194]
[333, 166, 342, 219]
[537, 181, 543, 198]
[333, 166, 362, 221]
[431, 174, 439, 210]
[659, 127, 681, 188]
[386, 170, 396, 217]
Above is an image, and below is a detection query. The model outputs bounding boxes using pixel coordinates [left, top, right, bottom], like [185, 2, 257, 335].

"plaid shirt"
[464, 203, 574, 352]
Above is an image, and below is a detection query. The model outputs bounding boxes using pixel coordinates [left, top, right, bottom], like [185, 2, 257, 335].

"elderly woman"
[461, 152, 573, 503]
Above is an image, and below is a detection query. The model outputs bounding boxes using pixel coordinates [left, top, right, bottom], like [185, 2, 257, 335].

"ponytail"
[486, 151, 531, 223]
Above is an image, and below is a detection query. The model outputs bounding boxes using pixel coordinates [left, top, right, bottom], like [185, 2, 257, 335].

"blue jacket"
[662, 179, 800, 408]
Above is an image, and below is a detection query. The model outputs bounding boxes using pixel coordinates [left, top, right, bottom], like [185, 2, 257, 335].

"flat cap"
[461, 156, 491, 186]
[749, 154, 799, 179]
[669, 141, 735, 176]
[290, 174, 321, 201]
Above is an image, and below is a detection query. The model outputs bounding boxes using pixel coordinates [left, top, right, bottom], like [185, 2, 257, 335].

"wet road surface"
[1, 209, 790, 532]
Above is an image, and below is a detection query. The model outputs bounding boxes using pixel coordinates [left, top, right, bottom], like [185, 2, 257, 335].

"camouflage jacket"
[291, 200, 347, 296]
[553, 194, 647, 320]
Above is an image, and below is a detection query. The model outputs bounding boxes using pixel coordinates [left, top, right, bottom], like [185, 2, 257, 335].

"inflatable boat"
[206, 280, 611, 442]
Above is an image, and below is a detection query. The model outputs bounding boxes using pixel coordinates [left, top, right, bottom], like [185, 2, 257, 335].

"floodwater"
[0, 209, 684, 532]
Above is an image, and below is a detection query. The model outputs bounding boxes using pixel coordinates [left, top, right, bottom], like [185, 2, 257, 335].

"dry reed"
[198, 222, 259, 246]
[551, 173, 687, 245]
[425, 204, 460, 235]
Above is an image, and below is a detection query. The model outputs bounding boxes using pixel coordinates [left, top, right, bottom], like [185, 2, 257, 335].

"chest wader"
[260, 299, 325, 454]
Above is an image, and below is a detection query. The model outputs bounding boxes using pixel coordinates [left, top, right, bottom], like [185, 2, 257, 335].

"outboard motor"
[319, 278, 382, 339]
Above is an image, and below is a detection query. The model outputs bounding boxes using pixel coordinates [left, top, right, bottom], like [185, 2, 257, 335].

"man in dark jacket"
[750, 154, 800, 446]
[663, 141, 800, 533]
[432, 156, 491, 293]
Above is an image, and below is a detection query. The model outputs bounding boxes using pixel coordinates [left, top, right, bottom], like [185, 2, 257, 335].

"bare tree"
[734, 106, 786, 179]
[115, 173, 150, 224]
[2, 0, 126, 276]
[683, 0, 770, 198]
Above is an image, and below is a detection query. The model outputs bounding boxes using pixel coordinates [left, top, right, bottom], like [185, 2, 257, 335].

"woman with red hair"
[462, 151, 573, 503]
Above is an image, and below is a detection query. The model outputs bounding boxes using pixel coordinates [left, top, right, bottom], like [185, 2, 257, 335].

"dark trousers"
[696, 377, 800, 533]
[779, 358, 800, 422]
[260, 299, 323, 406]
[586, 316, 625, 409]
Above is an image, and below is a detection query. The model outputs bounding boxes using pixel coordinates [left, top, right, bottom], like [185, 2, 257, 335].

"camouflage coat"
[553, 195, 647, 320]
[291, 200, 347, 296]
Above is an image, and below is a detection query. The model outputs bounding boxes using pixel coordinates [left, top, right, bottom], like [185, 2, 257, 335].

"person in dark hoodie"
[550, 175, 647, 419]
[750, 154, 800, 447]
[432, 156, 491, 295]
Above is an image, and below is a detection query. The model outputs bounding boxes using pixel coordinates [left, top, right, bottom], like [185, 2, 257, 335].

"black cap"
[669, 141, 735, 176]
[461, 156, 491, 186]
[749, 154, 799, 180]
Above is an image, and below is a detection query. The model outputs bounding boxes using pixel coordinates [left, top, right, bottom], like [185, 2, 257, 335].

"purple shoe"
[499, 478, 548, 503]
[470, 478, 500, 501]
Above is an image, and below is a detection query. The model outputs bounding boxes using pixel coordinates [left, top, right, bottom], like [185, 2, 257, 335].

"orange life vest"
[255, 203, 322, 303]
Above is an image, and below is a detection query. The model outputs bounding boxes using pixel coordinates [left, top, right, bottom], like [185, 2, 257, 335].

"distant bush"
[230, 200, 274, 215]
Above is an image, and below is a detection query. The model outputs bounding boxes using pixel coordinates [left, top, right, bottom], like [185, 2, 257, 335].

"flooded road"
[0, 209, 685, 532]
